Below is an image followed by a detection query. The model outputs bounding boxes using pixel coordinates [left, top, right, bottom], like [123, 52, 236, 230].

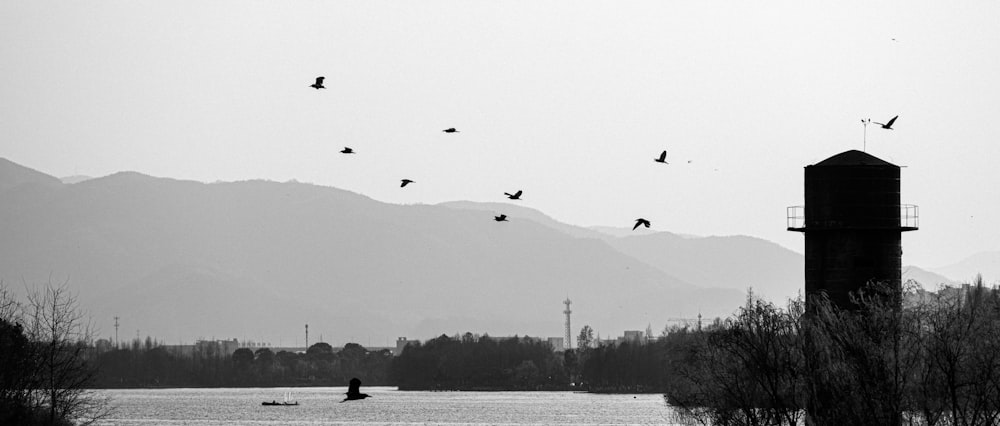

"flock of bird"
[310, 76, 900, 234]
[308, 76, 672, 232]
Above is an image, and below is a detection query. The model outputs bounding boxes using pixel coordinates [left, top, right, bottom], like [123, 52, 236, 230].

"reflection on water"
[96, 387, 680, 425]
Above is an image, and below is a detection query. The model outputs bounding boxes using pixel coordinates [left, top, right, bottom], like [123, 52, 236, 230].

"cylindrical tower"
[788, 150, 917, 309]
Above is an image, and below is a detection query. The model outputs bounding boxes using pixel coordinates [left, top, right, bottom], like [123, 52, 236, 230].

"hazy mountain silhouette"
[442, 201, 966, 301]
[607, 233, 804, 302]
[0, 157, 62, 192]
[902, 265, 959, 288]
[443, 201, 804, 301]
[0, 159, 748, 344]
[2, 158, 964, 344]
[930, 251, 1000, 284]
[60, 175, 94, 184]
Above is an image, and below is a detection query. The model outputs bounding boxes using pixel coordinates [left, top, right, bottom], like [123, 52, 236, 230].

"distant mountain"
[903, 266, 959, 289]
[607, 233, 805, 302]
[444, 201, 807, 302]
[930, 251, 1000, 284]
[0, 157, 62, 192]
[439, 201, 606, 240]
[0, 159, 745, 345]
[6, 158, 960, 346]
[60, 175, 93, 184]
[589, 225, 685, 239]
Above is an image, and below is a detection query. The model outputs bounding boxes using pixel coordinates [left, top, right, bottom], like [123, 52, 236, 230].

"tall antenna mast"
[563, 298, 572, 350]
[305, 324, 309, 349]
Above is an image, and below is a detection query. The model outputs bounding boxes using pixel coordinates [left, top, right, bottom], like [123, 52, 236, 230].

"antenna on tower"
[563, 298, 572, 350]
[862, 118, 871, 152]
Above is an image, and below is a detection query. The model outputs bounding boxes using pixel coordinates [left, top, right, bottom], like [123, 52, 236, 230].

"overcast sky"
[2, 1, 999, 268]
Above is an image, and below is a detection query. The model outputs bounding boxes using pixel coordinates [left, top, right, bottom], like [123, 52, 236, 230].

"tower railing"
[786, 204, 919, 231]
[901, 204, 919, 230]
[787, 206, 805, 230]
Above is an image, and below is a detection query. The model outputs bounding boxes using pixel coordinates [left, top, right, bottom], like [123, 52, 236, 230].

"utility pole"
[114, 316, 119, 349]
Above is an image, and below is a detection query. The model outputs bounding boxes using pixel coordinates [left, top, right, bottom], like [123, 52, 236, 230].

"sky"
[2, 1, 999, 268]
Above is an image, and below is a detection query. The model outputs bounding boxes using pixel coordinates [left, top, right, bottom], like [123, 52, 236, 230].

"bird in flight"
[494, 214, 508, 222]
[442, 128, 459, 133]
[400, 179, 414, 187]
[874, 115, 898, 130]
[341, 378, 371, 402]
[654, 151, 668, 164]
[633, 218, 651, 231]
[340, 147, 354, 154]
[310, 76, 325, 90]
[504, 190, 522, 200]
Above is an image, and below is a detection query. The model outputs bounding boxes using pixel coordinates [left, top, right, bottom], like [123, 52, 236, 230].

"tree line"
[91, 341, 393, 388]
[390, 332, 574, 390]
[664, 277, 1000, 426]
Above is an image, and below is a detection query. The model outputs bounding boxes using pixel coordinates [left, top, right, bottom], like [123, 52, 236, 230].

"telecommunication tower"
[563, 298, 572, 349]
[305, 324, 309, 349]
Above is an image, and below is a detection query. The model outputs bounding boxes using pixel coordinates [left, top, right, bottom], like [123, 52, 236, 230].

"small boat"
[262, 392, 299, 406]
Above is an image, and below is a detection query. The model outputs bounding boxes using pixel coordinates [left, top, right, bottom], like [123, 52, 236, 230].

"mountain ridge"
[0, 158, 977, 345]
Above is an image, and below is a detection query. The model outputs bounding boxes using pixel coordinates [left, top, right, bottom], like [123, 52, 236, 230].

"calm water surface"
[96, 387, 682, 425]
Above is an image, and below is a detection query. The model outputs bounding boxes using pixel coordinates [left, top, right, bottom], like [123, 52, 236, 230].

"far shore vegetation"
[4, 276, 1000, 425]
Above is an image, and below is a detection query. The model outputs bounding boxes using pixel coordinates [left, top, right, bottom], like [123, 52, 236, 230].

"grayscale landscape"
[2, 1, 999, 425]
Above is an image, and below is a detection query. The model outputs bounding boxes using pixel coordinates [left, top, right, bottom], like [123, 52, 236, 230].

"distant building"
[195, 338, 240, 357]
[394, 337, 419, 356]
[547, 337, 565, 352]
[620, 330, 644, 344]
[94, 338, 114, 354]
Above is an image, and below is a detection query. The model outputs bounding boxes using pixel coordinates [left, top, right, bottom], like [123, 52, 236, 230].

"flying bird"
[504, 190, 522, 200]
[633, 218, 651, 231]
[400, 179, 414, 187]
[873, 115, 898, 130]
[310, 76, 325, 89]
[494, 214, 508, 222]
[442, 128, 459, 133]
[340, 147, 354, 154]
[654, 151, 668, 164]
[341, 378, 371, 402]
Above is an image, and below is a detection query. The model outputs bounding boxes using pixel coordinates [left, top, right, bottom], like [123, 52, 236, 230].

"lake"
[95, 387, 684, 425]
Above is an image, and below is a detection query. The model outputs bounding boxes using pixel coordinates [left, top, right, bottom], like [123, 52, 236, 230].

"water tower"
[787, 150, 918, 309]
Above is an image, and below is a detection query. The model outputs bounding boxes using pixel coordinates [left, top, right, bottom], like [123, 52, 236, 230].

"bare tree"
[667, 293, 806, 426]
[22, 281, 111, 425]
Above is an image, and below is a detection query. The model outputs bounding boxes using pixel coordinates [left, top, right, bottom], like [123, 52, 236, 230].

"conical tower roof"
[813, 150, 896, 167]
